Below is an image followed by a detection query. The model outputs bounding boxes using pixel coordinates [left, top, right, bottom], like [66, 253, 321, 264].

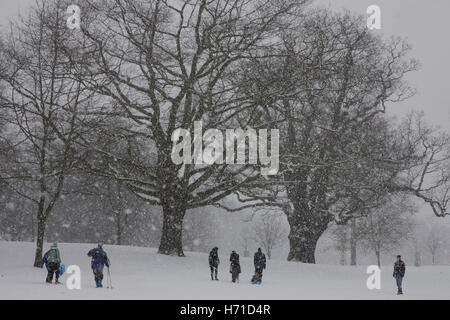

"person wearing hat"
[42, 242, 62, 284]
[208, 247, 220, 281]
[87, 242, 110, 288]
[393, 255, 406, 295]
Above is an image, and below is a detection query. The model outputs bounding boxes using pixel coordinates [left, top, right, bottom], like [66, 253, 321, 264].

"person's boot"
[55, 279, 61, 284]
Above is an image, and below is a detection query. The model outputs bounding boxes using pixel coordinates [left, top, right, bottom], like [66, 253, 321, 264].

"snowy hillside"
[1, 241, 449, 300]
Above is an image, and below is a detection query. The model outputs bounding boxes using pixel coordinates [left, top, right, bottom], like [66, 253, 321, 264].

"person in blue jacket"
[87, 242, 110, 288]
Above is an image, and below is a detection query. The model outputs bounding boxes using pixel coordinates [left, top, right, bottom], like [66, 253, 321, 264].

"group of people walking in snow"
[41, 242, 407, 294]
[208, 246, 407, 294]
[209, 247, 266, 284]
[42, 242, 110, 288]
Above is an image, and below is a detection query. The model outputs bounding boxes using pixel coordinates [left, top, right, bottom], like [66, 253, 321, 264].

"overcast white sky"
[315, 0, 450, 132]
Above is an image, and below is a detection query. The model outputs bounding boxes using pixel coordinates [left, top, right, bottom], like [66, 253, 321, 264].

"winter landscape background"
[1, 0, 450, 299]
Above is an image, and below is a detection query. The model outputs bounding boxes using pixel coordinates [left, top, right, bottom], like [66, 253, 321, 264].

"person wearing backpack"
[87, 242, 110, 288]
[42, 243, 62, 284]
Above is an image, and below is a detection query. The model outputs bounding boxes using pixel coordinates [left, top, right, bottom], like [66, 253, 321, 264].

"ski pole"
[106, 267, 110, 288]
[107, 267, 113, 289]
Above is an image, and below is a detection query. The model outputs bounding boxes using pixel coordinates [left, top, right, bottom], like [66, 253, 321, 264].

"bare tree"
[76, 0, 307, 256]
[221, 10, 420, 263]
[424, 221, 449, 265]
[358, 196, 414, 266]
[239, 226, 253, 257]
[394, 112, 450, 218]
[405, 219, 423, 267]
[252, 212, 287, 259]
[349, 218, 360, 266]
[96, 180, 145, 246]
[0, 0, 96, 266]
[330, 224, 350, 265]
[331, 217, 361, 266]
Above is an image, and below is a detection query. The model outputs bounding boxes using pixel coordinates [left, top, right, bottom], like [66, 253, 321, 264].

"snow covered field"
[1, 241, 449, 300]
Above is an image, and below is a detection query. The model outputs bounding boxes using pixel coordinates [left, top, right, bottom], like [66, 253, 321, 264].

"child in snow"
[87, 242, 110, 288]
[42, 242, 62, 284]
[229, 251, 241, 283]
[251, 272, 262, 285]
[209, 247, 220, 281]
[393, 255, 406, 295]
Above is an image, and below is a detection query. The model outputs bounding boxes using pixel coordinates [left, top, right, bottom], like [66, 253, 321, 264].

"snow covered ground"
[1, 241, 449, 299]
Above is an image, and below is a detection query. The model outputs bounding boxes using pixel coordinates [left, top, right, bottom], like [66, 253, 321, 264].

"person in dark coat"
[393, 255, 406, 294]
[209, 247, 220, 281]
[229, 251, 241, 283]
[87, 242, 110, 288]
[254, 248, 266, 281]
[42, 242, 62, 284]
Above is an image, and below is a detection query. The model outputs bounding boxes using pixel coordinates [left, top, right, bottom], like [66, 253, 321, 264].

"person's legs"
[232, 271, 239, 282]
[55, 264, 61, 283]
[93, 269, 98, 286]
[210, 266, 214, 280]
[214, 266, 218, 280]
[96, 267, 104, 287]
[256, 267, 262, 279]
[396, 275, 403, 293]
[47, 263, 58, 283]
[46, 264, 53, 283]
[93, 268, 102, 287]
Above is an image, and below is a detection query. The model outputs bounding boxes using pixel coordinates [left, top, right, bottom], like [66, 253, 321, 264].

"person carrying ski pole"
[87, 242, 110, 288]
[42, 242, 62, 284]
[209, 247, 220, 281]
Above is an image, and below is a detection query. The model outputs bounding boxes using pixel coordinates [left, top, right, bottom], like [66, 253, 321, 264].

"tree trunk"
[287, 235, 317, 263]
[340, 250, 346, 265]
[286, 209, 331, 263]
[414, 248, 421, 267]
[158, 205, 185, 256]
[33, 211, 46, 268]
[350, 218, 357, 266]
[375, 250, 381, 267]
[30, 209, 35, 242]
[116, 212, 122, 245]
